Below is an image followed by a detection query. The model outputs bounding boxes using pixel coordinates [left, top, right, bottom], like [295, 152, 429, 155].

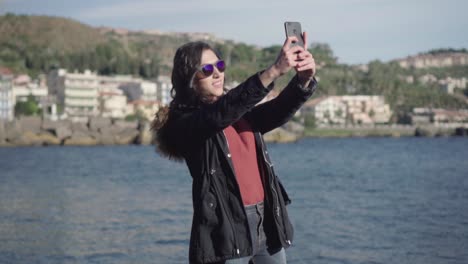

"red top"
[223, 118, 264, 205]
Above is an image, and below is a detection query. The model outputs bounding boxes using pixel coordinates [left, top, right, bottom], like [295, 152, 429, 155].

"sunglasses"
[198, 60, 226, 77]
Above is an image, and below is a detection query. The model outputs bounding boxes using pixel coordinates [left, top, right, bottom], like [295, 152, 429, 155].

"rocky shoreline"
[1, 117, 467, 147]
[0, 116, 151, 147]
[0, 116, 302, 147]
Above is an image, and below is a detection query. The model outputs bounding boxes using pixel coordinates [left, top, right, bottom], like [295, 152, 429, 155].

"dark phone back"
[284, 21, 305, 48]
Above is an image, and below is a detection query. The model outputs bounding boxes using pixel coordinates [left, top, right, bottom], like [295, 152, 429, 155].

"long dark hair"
[171, 41, 222, 108]
[151, 41, 222, 160]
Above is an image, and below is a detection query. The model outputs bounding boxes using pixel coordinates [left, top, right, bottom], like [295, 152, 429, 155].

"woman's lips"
[213, 80, 223, 89]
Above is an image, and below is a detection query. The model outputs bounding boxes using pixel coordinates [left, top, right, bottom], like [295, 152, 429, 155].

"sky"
[1, 0, 467, 65]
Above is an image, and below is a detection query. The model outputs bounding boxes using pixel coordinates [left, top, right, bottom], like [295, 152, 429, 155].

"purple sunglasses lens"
[216, 60, 226, 72]
[201, 64, 214, 75]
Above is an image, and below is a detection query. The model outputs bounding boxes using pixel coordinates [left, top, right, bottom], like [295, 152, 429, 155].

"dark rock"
[54, 126, 72, 140]
[414, 127, 431, 137]
[8, 131, 40, 146]
[0, 121, 5, 141]
[136, 122, 152, 145]
[455, 127, 468, 136]
[98, 127, 116, 145]
[63, 134, 98, 146]
[4, 120, 22, 141]
[282, 121, 305, 135]
[42, 119, 58, 130]
[71, 122, 89, 133]
[89, 117, 111, 131]
[0, 140, 12, 147]
[36, 131, 61, 145]
[7, 134, 30, 146]
[18, 116, 42, 133]
[264, 127, 299, 143]
[115, 128, 139, 145]
[42, 119, 71, 129]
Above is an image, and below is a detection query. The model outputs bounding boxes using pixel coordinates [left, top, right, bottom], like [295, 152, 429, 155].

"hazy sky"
[1, 0, 467, 64]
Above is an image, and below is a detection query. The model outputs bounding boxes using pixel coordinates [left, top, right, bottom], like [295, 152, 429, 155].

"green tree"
[14, 95, 41, 116]
[304, 114, 317, 128]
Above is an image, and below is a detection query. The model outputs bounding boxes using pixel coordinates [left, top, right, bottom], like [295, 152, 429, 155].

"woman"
[152, 33, 317, 264]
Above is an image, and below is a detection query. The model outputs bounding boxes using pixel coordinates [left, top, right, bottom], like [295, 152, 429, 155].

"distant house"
[303, 96, 347, 125]
[396, 53, 468, 69]
[411, 108, 468, 125]
[0, 75, 14, 121]
[47, 69, 100, 121]
[155, 76, 172, 106]
[303, 95, 392, 125]
[99, 90, 128, 119]
[418, 74, 438, 84]
[12, 75, 48, 102]
[438, 77, 467, 94]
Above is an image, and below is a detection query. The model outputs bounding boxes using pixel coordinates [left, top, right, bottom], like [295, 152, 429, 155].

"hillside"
[0, 13, 269, 82]
[1, 13, 467, 118]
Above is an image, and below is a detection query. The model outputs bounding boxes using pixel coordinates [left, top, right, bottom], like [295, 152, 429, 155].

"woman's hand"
[259, 33, 317, 87]
[259, 37, 304, 87]
[294, 31, 316, 83]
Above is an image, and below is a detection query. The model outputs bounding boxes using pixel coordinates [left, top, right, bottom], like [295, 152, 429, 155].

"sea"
[0, 137, 467, 264]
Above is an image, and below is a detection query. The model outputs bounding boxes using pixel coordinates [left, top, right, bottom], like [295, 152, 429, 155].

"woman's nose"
[212, 67, 221, 78]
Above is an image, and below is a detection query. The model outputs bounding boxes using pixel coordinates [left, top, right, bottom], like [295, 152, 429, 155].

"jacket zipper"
[258, 135, 280, 217]
[259, 134, 290, 245]
[220, 131, 241, 256]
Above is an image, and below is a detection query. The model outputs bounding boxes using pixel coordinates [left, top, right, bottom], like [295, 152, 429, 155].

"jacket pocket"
[200, 191, 219, 226]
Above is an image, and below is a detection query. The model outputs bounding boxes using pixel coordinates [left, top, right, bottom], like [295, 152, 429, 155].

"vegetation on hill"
[1, 13, 467, 122]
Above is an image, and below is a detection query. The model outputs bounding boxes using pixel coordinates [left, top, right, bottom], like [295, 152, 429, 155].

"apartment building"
[98, 83, 128, 119]
[12, 75, 48, 102]
[412, 108, 468, 125]
[396, 53, 468, 69]
[304, 95, 392, 125]
[439, 77, 467, 94]
[48, 69, 100, 121]
[304, 96, 347, 124]
[0, 75, 14, 121]
[155, 75, 172, 106]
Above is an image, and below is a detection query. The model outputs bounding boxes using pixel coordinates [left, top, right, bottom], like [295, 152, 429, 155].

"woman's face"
[193, 49, 225, 103]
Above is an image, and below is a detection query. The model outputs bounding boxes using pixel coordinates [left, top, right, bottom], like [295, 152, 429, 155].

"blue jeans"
[215, 201, 287, 264]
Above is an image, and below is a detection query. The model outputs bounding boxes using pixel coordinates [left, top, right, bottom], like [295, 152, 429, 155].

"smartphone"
[284, 21, 305, 48]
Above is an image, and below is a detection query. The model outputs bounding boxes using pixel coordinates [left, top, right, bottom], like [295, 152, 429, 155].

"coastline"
[1, 117, 467, 147]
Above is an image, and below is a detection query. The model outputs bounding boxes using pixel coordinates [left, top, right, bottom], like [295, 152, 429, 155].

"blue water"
[0, 137, 467, 264]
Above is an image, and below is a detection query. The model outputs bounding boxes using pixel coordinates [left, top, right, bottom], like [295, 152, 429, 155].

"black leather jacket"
[159, 73, 317, 263]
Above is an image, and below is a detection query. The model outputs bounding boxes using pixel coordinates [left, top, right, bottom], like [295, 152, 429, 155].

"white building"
[304, 96, 347, 125]
[304, 95, 392, 125]
[438, 77, 467, 94]
[65, 71, 100, 120]
[396, 53, 468, 69]
[0, 76, 14, 121]
[342, 96, 392, 124]
[98, 82, 128, 119]
[12, 77, 48, 102]
[140, 81, 158, 101]
[418, 74, 438, 84]
[156, 75, 172, 106]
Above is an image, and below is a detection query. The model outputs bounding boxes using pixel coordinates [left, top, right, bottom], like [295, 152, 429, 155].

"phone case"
[284, 21, 305, 48]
